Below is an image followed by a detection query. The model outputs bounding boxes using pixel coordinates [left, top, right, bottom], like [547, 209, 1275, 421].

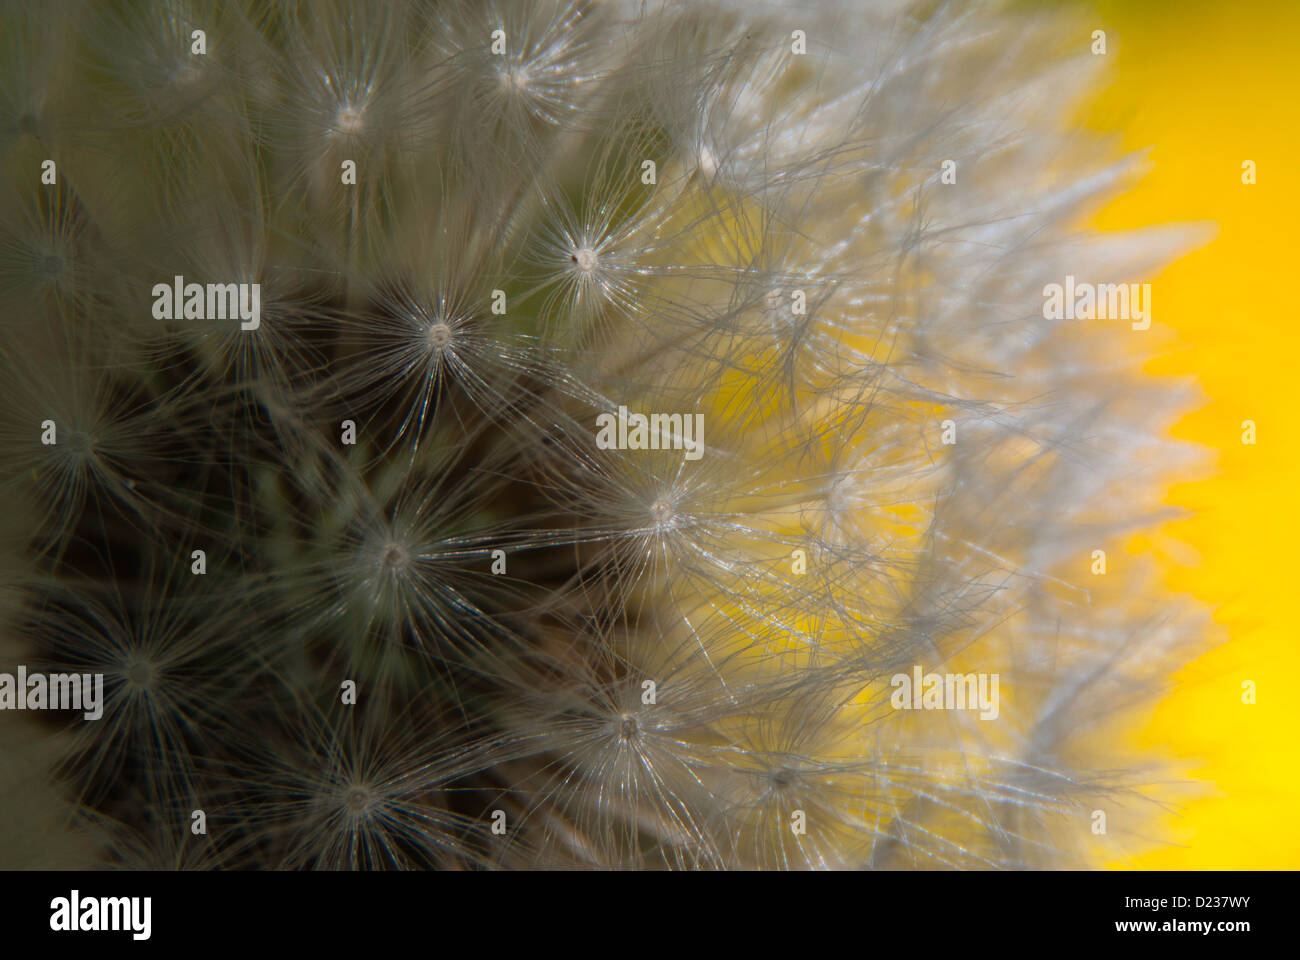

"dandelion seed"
[649, 498, 676, 528]
[230, 697, 495, 870]
[331, 102, 366, 136]
[425, 320, 453, 349]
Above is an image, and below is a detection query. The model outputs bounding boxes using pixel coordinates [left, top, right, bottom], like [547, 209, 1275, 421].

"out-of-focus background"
[1077, 0, 1299, 868]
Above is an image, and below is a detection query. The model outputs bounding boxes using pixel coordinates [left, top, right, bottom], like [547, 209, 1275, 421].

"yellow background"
[1080, 0, 1300, 868]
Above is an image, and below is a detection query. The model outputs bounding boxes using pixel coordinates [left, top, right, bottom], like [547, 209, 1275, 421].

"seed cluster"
[0, 0, 1200, 869]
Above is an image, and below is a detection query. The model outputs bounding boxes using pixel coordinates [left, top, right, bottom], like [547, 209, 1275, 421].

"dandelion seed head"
[825, 472, 861, 519]
[169, 61, 203, 89]
[379, 540, 411, 573]
[342, 784, 376, 817]
[498, 62, 532, 93]
[768, 767, 795, 791]
[122, 656, 157, 692]
[236, 700, 493, 869]
[65, 429, 95, 458]
[649, 497, 678, 530]
[332, 101, 366, 136]
[0, 0, 1210, 872]
[425, 320, 453, 350]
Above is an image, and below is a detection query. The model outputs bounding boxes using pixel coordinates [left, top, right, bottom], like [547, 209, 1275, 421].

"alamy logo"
[1042, 275, 1151, 330]
[50, 891, 151, 940]
[890, 665, 999, 720]
[595, 406, 705, 461]
[0, 666, 103, 720]
[152, 275, 261, 330]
